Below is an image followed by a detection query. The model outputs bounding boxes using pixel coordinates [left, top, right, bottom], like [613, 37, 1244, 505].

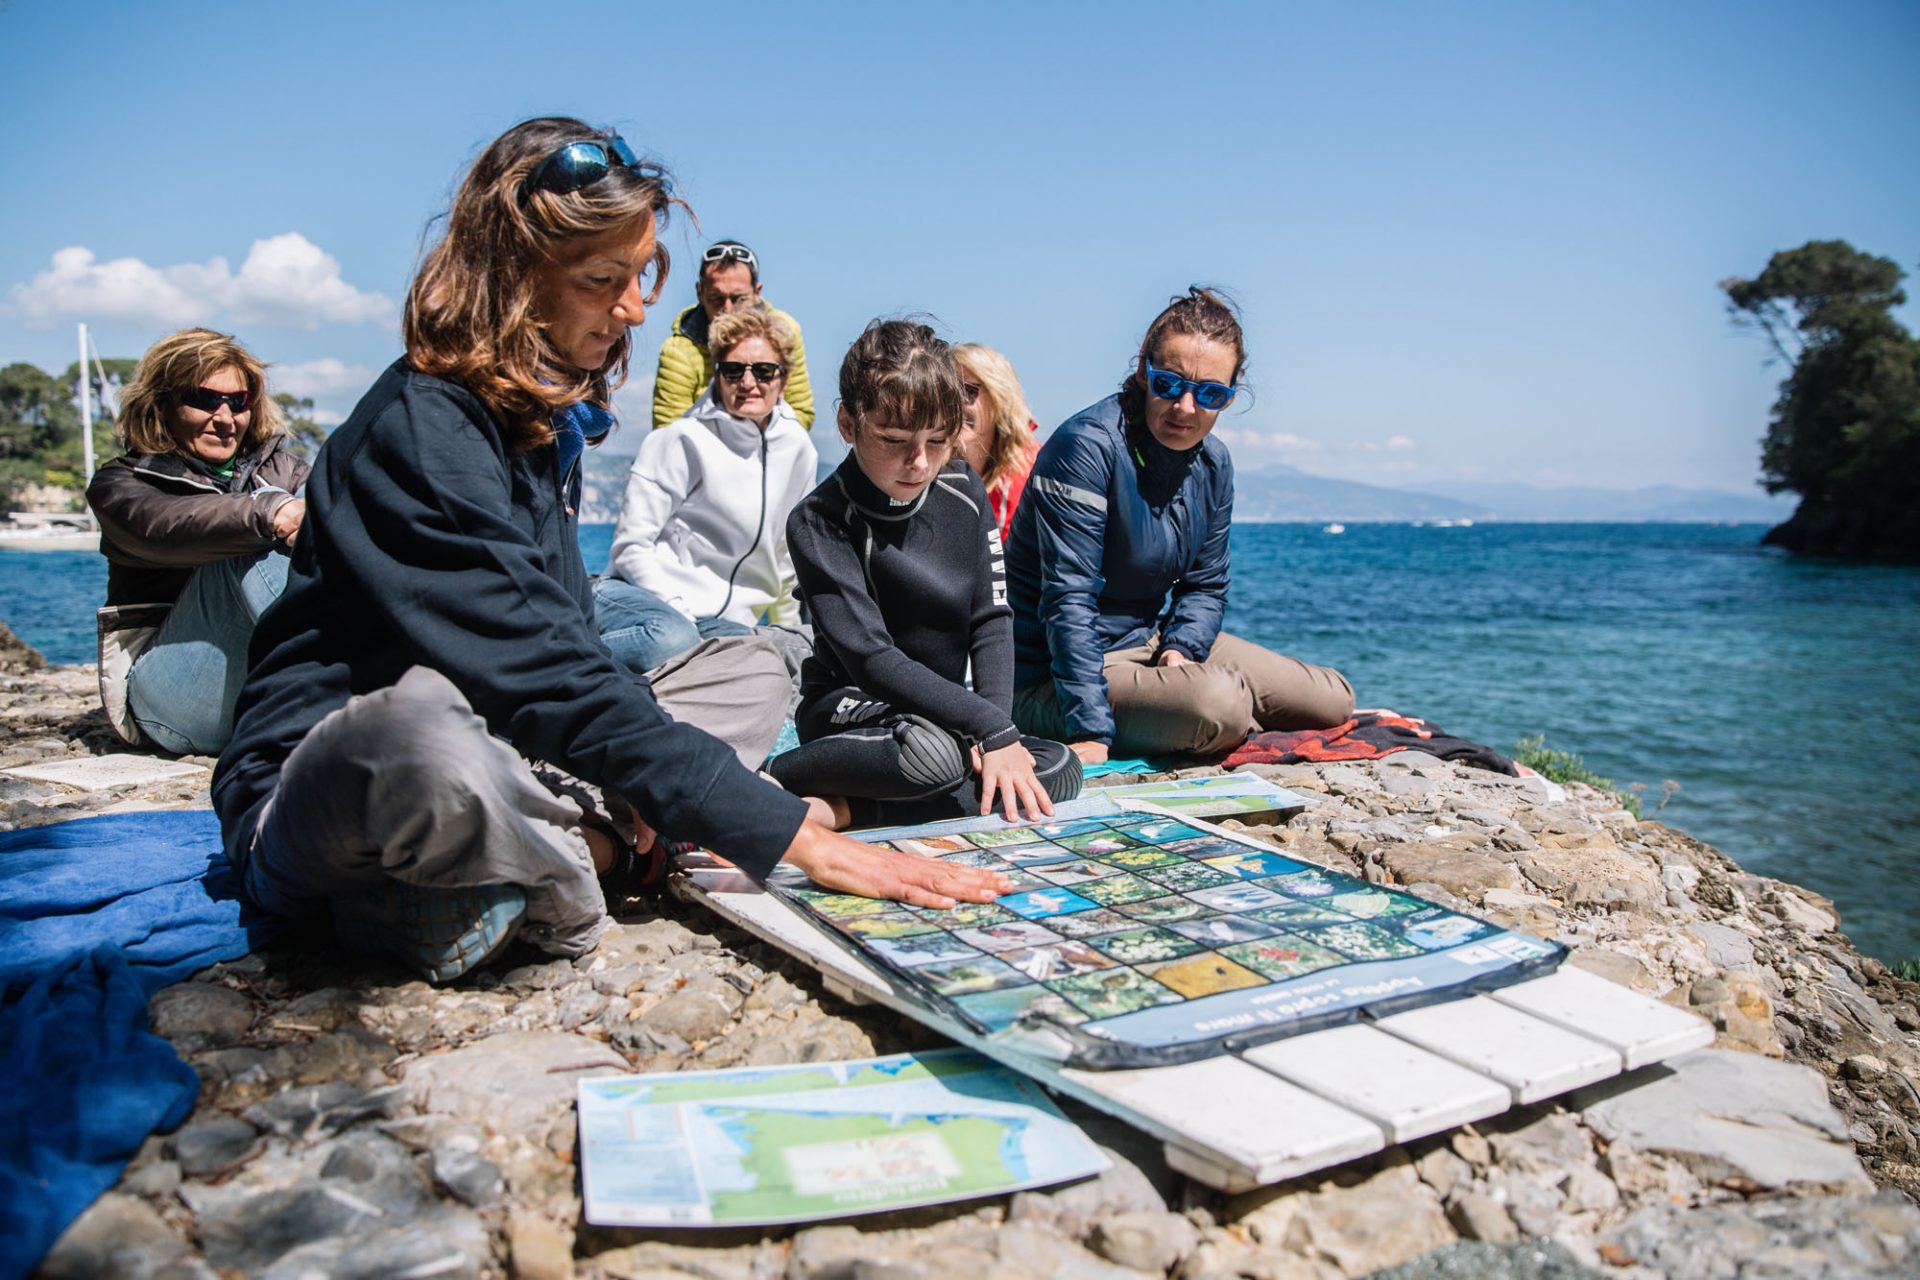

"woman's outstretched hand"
[973, 740, 1054, 822]
[780, 821, 1011, 909]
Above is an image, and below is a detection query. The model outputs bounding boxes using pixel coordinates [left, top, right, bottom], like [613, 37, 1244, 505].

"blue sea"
[6, 523, 1917, 963]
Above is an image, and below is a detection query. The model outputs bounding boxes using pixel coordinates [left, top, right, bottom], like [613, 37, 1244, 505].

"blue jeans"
[592, 577, 751, 674]
[128, 549, 292, 755]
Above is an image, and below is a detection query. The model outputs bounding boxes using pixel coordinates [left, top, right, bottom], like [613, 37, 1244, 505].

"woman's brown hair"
[403, 116, 681, 452]
[837, 318, 963, 440]
[953, 343, 1036, 496]
[1117, 286, 1248, 433]
[114, 327, 285, 458]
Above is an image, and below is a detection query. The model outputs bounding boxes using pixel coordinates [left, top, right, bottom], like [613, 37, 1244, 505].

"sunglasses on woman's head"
[1144, 360, 1237, 411]
[716, 361, 784, 384]
[179, 387, 252, 414]
[521, 136, 641, 202]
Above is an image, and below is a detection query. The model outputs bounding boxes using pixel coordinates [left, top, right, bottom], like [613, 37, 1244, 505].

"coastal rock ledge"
[7, 649, 1918, 1279]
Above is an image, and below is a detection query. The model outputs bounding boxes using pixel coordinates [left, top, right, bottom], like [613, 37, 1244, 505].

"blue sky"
[2, 0, 1915, 491]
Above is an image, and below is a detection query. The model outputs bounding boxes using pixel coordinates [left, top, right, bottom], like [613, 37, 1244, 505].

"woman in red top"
[954, 343, 1040, 541]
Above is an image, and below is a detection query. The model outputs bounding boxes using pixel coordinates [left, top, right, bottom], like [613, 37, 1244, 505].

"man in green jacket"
[651, 240, 815, 429]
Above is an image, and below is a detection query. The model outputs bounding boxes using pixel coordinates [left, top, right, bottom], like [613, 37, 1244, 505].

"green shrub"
[1512, 735, 1641, 817]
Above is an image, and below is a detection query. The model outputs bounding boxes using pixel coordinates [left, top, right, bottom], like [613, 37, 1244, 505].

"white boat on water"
[1, 323, 107, 552]
[0, 511, 98, 551]
[1322, 522, 1346, 534]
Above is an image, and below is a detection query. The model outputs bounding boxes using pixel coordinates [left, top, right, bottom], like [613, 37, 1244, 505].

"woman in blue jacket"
[1005, 288, 1353, 764]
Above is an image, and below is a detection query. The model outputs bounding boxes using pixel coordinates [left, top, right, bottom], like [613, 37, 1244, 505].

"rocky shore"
[5, 627, 1918, 1279]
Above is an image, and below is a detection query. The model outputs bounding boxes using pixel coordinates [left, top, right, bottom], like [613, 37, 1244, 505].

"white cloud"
[1349, 435, 1420, 454]
[8, 235, 394, 331]
[1214, 427, 1321, 454]
[226, 234, 393, 328]
[1386, 434, 1417, 452]
[9, 247, 209, 328]
[273, 357, 378, 400]
[311, 408, 345, 427]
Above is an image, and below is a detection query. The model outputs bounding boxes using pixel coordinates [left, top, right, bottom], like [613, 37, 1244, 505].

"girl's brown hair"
[708, 306, 797, 372]
[1117, 286, 1248, 433]
[114, 327, 285, 458]
[952, 343, 1036, 496]
[403, 116, 681, 452]
[837, 318, 963, 439]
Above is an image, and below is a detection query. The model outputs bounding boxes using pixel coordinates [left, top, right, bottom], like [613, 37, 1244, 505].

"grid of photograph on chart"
[768, 810, 1564, 1061]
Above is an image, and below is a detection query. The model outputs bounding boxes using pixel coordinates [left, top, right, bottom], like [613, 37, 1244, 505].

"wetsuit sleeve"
[1026, 426, 1118, 745]
[88, 462, 290, 568]
[333, 385, 805, 879]
[967, 474, 1019, 751]
[1158, 452, 1233, 661]
[765, 434, 816, 628]
[788, 499, 1013, 745]
[605, 429, 695, 619]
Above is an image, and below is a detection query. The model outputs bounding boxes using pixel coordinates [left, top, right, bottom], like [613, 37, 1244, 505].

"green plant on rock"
[1512, 735, 1641, 816]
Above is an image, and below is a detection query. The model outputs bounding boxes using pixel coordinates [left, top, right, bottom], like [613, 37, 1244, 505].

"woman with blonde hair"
[212, 117, 1006, 984]
[597, 303, 815, 675]
[952, 343, 1040, 540]
[86, 327, 308, 754]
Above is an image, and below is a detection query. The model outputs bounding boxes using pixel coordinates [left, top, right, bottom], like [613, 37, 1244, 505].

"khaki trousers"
[1014, 632, 1354, 757]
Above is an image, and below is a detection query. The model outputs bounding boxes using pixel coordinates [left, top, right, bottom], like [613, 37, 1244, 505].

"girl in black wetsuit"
[770, 319, 1082, 827]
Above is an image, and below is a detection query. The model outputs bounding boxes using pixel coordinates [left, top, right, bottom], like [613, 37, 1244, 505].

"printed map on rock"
[577, 1050, 1107, 1226]
[767, 802, 1565, 1068]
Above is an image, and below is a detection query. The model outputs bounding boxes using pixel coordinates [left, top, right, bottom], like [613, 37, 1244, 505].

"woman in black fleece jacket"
[770, 319, 1081, 826]
[212, 122, 1006, 983]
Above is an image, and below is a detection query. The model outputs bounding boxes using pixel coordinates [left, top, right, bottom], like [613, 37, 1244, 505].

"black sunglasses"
[178, 386, 252, 415]
[716, 361, 785, 384]
[521, 136, 641, 202]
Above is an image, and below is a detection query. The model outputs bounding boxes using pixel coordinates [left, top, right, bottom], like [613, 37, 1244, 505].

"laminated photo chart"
[687, 785, 1715, 1190]
[764, 803, 1566, 1070]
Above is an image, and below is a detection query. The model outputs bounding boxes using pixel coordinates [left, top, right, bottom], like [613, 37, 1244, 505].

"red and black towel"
[1219, 711, 1518, 776]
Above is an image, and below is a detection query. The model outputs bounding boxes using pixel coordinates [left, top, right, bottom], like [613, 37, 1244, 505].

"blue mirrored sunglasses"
[1144, 360, 1237, 411]
[521, 136, 641, 202]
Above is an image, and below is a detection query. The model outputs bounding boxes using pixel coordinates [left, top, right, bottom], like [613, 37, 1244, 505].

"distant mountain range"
[1234, 464, 1793, 524]
[580, 452, 1791, 526]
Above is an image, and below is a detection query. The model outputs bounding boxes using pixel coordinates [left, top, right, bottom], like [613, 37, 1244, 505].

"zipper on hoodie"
[716, 432, 770, 620]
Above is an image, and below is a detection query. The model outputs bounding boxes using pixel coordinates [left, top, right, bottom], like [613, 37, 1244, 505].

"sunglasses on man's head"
[716, 361, 784, 384]
[702, 243, 757, 270]
[521, 136, 641, 202]
[179, 387, 252, 415]
[1144, 360, 1237, 412]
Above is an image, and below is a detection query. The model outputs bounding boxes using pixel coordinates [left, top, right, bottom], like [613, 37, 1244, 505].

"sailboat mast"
[77, 322, 95, 489]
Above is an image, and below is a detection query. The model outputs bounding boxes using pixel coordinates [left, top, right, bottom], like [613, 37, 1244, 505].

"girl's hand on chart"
[1069, 740, 1110, 766]
[1154, 648, 1190, 667]
[781, 821, 1010, 908]
[976, 740, 1054, 822]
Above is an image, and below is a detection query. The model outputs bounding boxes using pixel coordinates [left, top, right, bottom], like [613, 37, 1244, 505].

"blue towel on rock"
[0, 809, 278, 1280]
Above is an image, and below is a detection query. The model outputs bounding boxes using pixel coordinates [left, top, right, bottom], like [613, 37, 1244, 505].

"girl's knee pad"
[893, 717, 968, 791]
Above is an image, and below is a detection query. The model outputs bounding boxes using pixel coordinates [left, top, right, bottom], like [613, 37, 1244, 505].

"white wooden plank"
[1060, 1056, 1384, 1186]
[1374, 996, 1622, 1104]
[1242, 1023, 1512, 1143]
[680, 872, 895, 1001]
[1488, 967, 1714, 1070]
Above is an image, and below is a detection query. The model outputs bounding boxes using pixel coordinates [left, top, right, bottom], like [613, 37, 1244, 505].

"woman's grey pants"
[244, 636, 791, 958]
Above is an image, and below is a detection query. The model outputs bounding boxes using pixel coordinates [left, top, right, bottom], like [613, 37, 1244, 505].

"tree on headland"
[1723, 240, 1920, 560]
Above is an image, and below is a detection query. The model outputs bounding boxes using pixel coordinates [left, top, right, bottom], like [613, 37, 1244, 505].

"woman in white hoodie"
[596, 307, 817, 674]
